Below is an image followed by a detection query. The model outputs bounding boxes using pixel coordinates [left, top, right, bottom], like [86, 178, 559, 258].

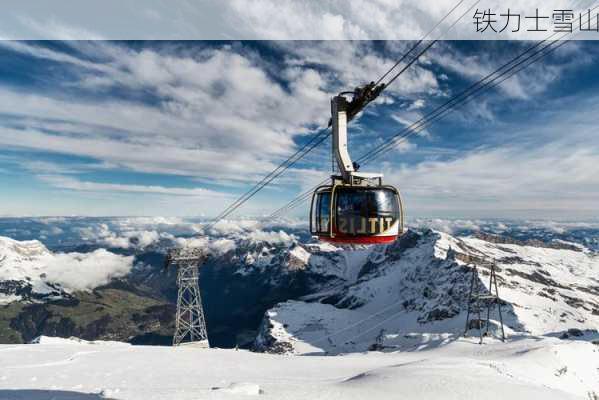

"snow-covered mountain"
[0, 236, 133, 304]
[1, 220, 598, 354]
[0, 236, 174, 345]
[255, 229, 599, 354]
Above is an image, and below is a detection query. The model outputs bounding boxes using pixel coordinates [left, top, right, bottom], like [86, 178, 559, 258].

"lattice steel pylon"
[164, 247, 209, 347]
[464, 260, 506, 344]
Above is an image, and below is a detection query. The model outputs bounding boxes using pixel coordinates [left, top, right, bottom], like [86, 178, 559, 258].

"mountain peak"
[255, 228, 599, 354]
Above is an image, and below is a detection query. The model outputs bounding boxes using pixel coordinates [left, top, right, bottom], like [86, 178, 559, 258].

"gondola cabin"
[310, 179, 404, 244]
[310, 87, 406, 245]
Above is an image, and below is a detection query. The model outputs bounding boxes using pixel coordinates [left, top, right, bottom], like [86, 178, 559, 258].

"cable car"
[310, 85, 405, 244]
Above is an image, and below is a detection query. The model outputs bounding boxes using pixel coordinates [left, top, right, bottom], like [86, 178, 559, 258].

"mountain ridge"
[0, 226, 598, 352]
[254, 229, 599, 354]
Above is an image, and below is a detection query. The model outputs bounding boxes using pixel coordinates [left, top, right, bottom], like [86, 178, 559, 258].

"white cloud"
[208, 219, 262, 236]
[0, 38, 594, 218]
[76, 223, 171, 250]
[0, 235, 134, 292]
[38, 175, 231, 198]
[391, 111, 431, 138]
[99, 230, 162, 250]
[428, 41, 588, 100]
[68, 218, 302, 253]
[162, 219, 302, 256]
[15, 16, 106, 40]
[5, 0, 598, 40]
[389, 145, 599, 217]
[0, 42, 332, 184]
[210, 238, 237, 254]
[2, 40, 444, 217]
[279, 41, 440, 97]
[224, 0, 473, 40]
[394, 140, 417, 153]
[42, 249, 133, 291]
[410, 218, 599, 238]
[376, 89, 599, 219]
[247, 230, 297, 246]
[413, 218, 481, 234]
[408, 99, 425, 110]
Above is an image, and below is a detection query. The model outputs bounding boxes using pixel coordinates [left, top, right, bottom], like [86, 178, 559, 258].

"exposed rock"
[474, 232, 582, 252]
[255, 229, 599, 354]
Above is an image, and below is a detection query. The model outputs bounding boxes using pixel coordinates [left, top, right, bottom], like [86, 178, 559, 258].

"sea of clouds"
[39, 249, 134, 292]
[0, 235, 134, 293]
[1, 215, 598, 293]
[2, 216, 599, 252]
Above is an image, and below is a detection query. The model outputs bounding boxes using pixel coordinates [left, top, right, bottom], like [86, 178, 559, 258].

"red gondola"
[310, 85, 405, 244]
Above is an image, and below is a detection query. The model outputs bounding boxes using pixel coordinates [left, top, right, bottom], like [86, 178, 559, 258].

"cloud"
[0, 38, 595, 218]
[246, 230, 297, 246]
[390, 111, 431, 139]
[5, 0, 597, 40]
[207, 219, 262, 236]
[209, 238, 237, 254]
[42, 249, 133, 291]
[173, 227, 297, 256]
[14, 15, 106, 40]
[38, 175, 231, 198]
[75, 222, 173, 250]
[64, 217, 303, 253]
[373, 88, 599, 219]
[428, 41, 589, 101]
[100, 230, 162, 250]
[413, 218, 482, 234]
[0, 40, 445, 186]
[0, 42, 332, 184]
[278, 41, 440, 97]
[223, 0, 473, 40]
[389, 145, 599, 217]
[0, 235, 134, 292]
[408, 99, 425, 110]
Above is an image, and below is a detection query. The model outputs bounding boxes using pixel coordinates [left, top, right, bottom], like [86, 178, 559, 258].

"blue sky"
[0, 40, 598, 219]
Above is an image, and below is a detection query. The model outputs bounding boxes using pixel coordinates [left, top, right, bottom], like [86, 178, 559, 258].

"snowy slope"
[230, 239, 374, 284]
[256, 230, 599, 355]
[0, 336, 597, 400]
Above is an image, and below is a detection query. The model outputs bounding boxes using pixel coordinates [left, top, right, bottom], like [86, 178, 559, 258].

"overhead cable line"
[264, 5, 598, 354]
[268, 38, 570, 217]
[207, 0, 472, 226]
[374, 0, 470, 86]
[206, 126, 330, 229]
[268, 9, 594, 219]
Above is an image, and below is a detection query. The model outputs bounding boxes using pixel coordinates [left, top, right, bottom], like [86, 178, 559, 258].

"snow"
[299, 244, 377, 282]
[458, 236, 599, 335]
[0, 337, 597, 399]
[2, 227, 599, 399]
[0, 236, 134, 301]
[288, 245, 310, 265]
[0, 294, 21, 305]
[257, 230, 599, 355]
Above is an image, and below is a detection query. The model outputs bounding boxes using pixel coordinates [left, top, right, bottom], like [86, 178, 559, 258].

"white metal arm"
[331, 95, 382, 184]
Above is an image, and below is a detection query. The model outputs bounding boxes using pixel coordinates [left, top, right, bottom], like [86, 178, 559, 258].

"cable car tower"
[310, 83, 405, 244]
[464, 260, 505, 344]
[164, 247, 209, 347]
